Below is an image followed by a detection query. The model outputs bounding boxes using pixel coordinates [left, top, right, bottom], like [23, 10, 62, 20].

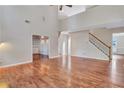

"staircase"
[89, 33, 112, 61]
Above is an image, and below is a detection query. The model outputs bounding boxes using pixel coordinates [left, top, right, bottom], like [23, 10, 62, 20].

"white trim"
[71, 55, 108, 61]
[49, 55, 59, 59]
[0, 60, 32, 68]
[49, 55, 108, 61]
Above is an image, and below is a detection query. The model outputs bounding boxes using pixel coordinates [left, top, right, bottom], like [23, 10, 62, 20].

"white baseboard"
[49, 55, 59, 59]
[43, 54, 108, 61]
[0, 60, 32, 68]
[71, 55, 108, 61]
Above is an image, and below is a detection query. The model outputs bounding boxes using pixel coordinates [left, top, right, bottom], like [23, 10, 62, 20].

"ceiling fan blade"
[59, 5, 72, 11]
[66, 5, 72, 7]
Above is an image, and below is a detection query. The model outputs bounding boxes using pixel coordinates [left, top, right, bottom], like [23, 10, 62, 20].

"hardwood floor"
[0, 55, 124, 88]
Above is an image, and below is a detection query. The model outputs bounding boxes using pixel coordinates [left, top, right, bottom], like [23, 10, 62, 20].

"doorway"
[112, 33, 124, 55]
[58, 31, 72, 71]
[58, 31, 71, 56]
[32, 35, 49, 61]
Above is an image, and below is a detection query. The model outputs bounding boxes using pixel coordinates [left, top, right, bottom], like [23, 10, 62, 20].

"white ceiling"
[58, 5, 93, 20]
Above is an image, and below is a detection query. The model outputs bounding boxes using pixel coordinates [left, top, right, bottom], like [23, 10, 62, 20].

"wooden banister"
[89, 33, 111, 48]
[89, 33, 112, 62]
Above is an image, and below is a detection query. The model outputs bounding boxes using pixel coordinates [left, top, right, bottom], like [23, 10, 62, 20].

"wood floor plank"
[0, 55, 124, 88]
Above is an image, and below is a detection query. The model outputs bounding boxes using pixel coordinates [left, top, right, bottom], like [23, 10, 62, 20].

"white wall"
[91, 27, 124, 46]
[70, 31, 108, 60]
[0, 18, 1, 43]
[0, 29, 1, 43]
[0, 19, 2, 62]
[0, 7, 4, 63]
[60, 6, 124, 32]
[0, 6, 58, 66]
[0, 7, 2, 43]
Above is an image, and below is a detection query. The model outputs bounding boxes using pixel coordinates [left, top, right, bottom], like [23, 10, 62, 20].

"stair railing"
[89, 33, 112, 61]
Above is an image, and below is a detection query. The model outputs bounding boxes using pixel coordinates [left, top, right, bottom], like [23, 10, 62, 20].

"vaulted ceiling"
[58, 5, 95, 20]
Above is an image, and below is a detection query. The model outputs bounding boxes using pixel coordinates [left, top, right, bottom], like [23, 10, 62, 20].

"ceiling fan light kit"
[59, 5, 72, 11]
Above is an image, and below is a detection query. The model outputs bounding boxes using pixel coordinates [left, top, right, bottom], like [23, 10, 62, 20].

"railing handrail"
[89, 32, 112, 61]
[89, 33, 111, 49]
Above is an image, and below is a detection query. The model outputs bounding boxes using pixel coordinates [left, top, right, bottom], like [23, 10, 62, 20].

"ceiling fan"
[59, 5, 72, 11]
